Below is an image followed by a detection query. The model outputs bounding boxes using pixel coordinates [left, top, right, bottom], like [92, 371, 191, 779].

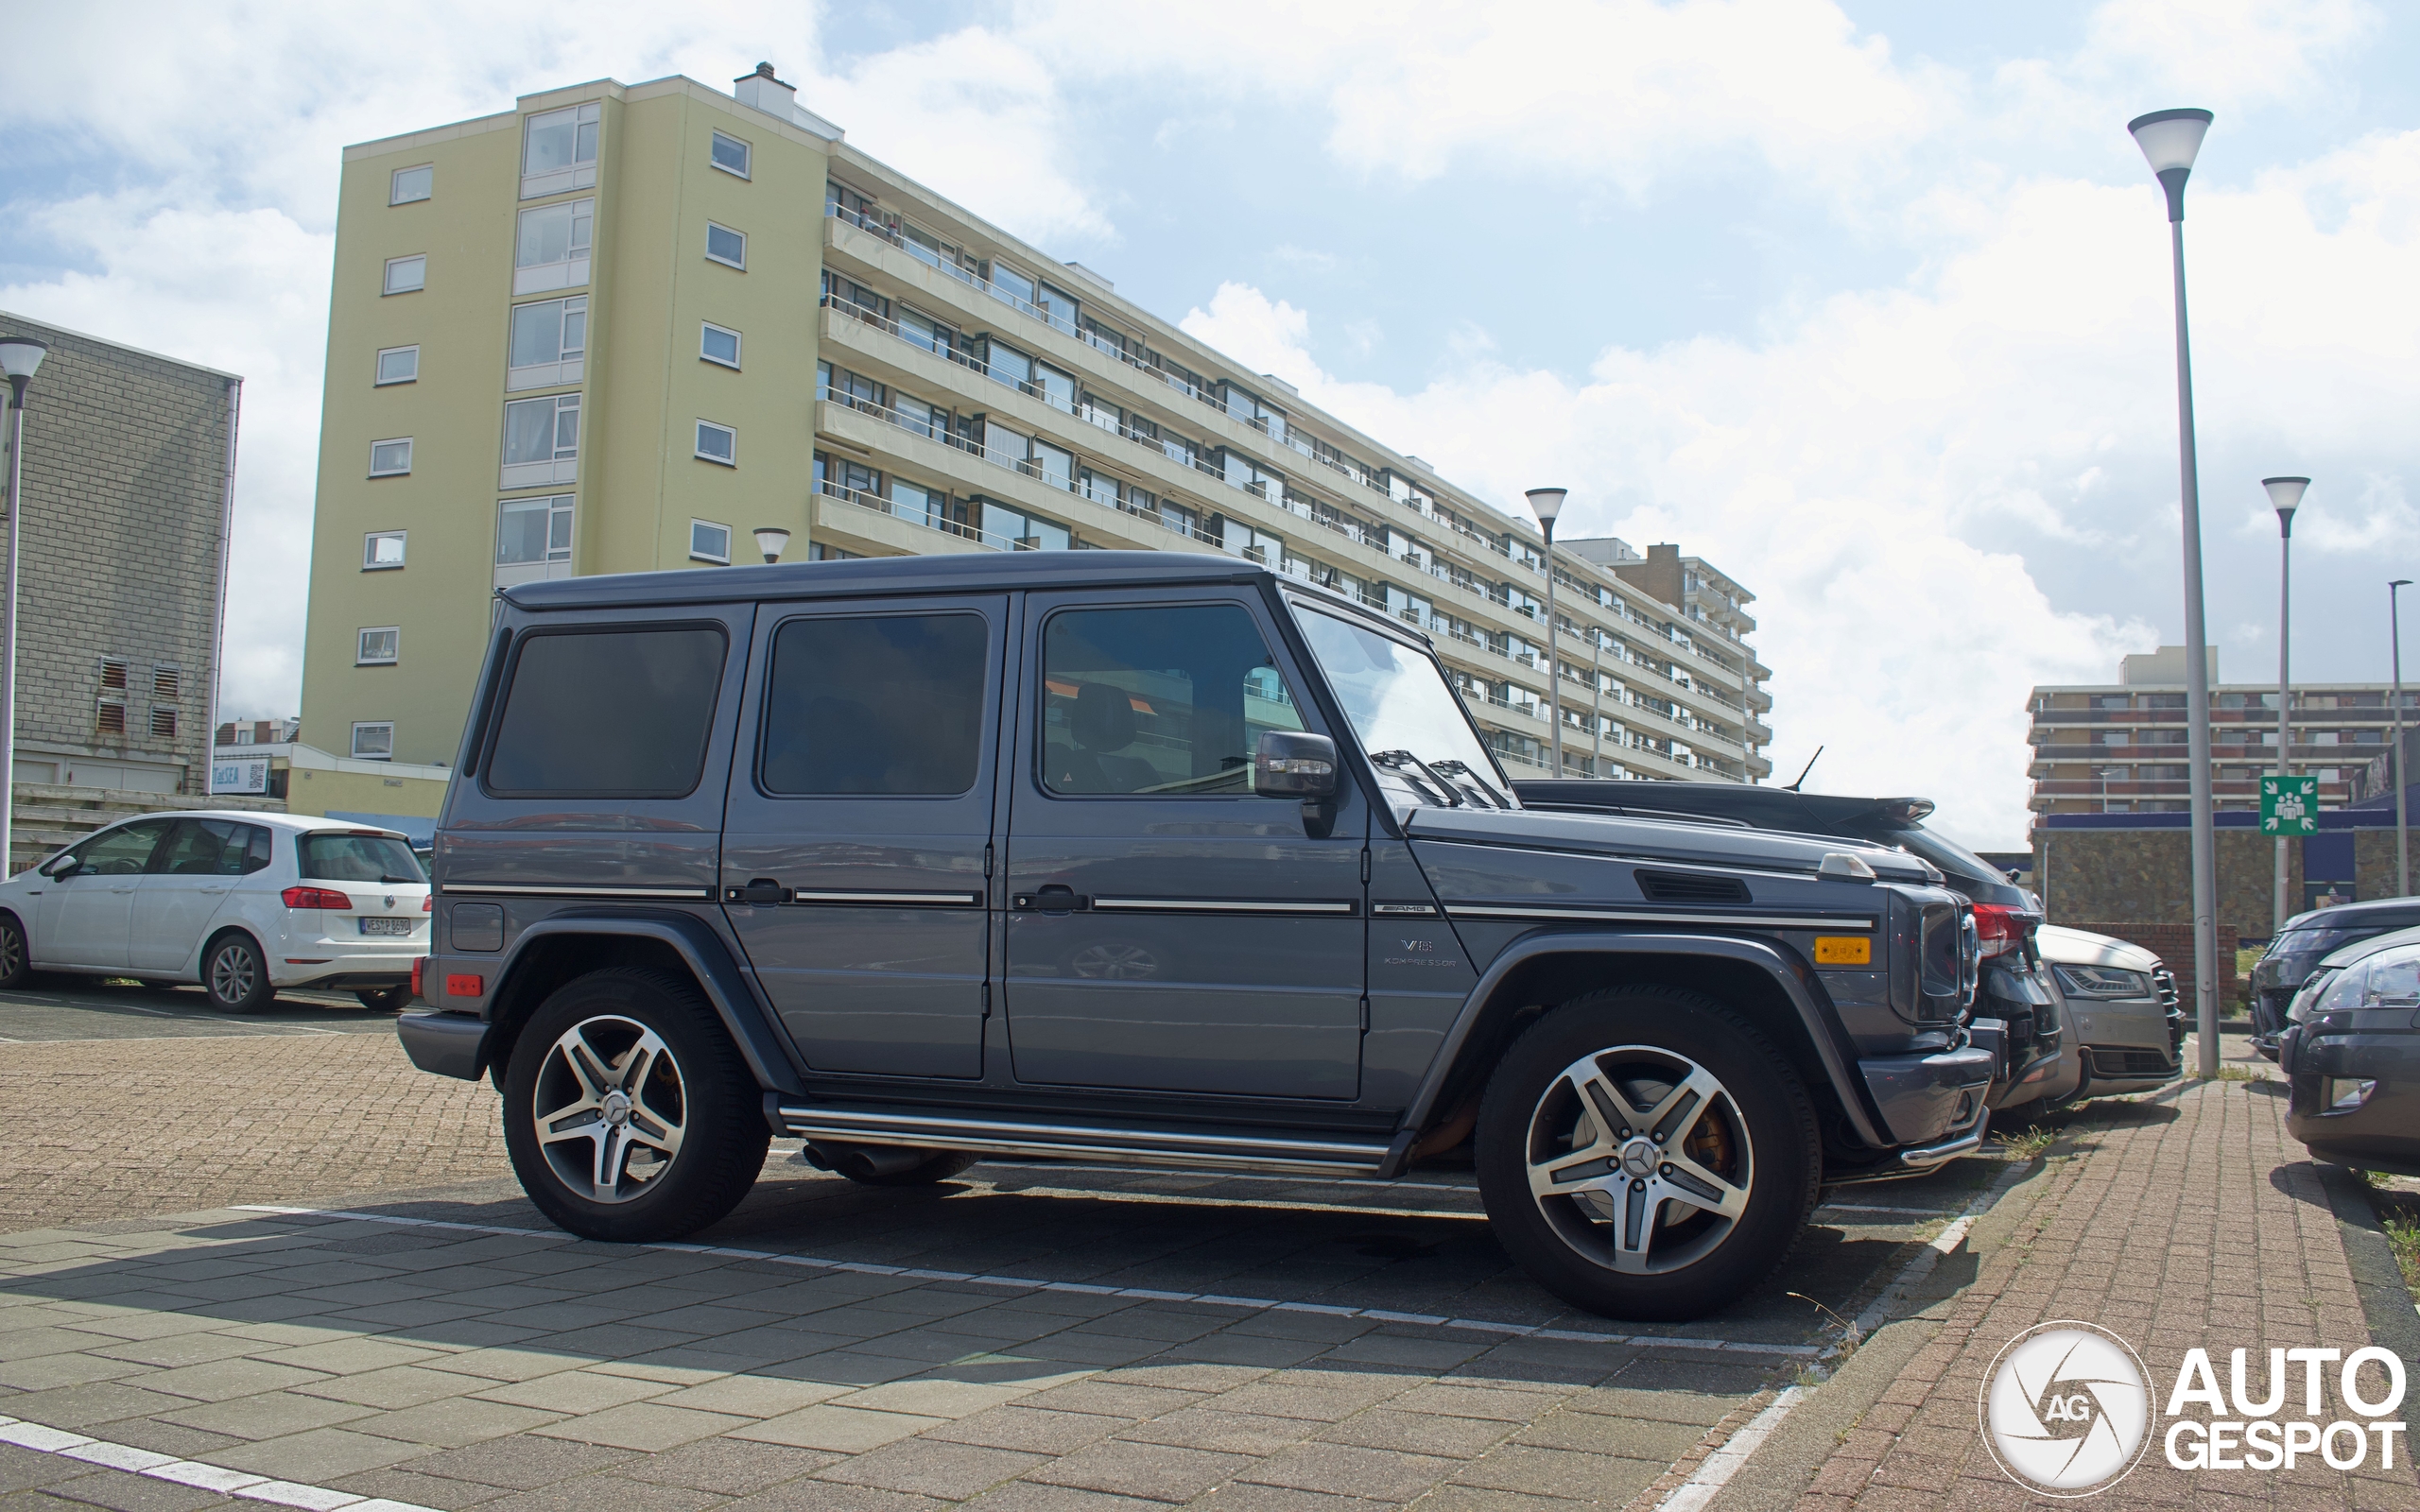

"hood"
[2037, 924, 2159, 971]
[1405, 806, 1939, 885]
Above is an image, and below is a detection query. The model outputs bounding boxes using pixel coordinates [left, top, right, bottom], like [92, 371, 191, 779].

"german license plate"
[359, 918, 412, 936]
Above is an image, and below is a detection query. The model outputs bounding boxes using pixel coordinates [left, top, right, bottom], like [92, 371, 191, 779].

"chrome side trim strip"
[1446, 904, 1877, 931]
[1088, 898, 1356, 916]
[441, 884, 715, 901]
[790, 890, 984, 907]
[776, 1105, 1392, 1176]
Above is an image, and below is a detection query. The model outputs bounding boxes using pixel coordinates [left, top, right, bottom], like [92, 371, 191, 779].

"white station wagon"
[0, 813, 430, 1012]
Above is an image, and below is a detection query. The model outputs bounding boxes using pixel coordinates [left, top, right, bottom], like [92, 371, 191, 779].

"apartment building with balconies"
[2027, 644, 2417, 828]
[301, 64, 1773, 782]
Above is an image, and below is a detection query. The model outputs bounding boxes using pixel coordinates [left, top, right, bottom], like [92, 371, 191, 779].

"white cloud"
[2083, 0, 2382, 111]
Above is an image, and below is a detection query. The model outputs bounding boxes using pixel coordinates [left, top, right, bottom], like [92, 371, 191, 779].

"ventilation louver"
[1634, 869, 1751, 905]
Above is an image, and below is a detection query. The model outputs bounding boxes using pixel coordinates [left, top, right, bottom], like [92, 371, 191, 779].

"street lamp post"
[2394, 579, 2412, 896]
[2267, 477, 2307, 934]
[0, 336, 48, 881]
[2128, 106, 2221, 1077]
[1526, 489, 1567, 776]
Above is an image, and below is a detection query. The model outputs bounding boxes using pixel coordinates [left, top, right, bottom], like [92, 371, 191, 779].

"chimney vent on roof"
[733, 62, 846, 142]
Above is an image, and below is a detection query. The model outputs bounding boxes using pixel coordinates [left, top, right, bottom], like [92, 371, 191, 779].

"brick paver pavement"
[1791, 1070, 2420, 1509]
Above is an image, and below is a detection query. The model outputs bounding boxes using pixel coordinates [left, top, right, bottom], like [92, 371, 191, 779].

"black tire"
[1475, 986, 1820, 1322]
[354, 987, 409, 1013]
[502, 968, 769, 1244]
[201, 933, 276, 1014]
[0, 914, 28, 990]
[836, 1148, 980, 1187]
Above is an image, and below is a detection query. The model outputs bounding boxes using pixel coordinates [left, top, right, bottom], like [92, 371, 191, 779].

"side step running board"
[777, 1104, 1395, 1177]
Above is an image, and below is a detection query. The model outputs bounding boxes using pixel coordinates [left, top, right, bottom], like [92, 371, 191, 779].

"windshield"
[299, 833, 426, 885]
[1295, 608, 1512, 808]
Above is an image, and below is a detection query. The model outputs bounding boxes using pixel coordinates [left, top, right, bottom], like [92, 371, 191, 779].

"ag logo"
[1979, 1321, 2153, 1496]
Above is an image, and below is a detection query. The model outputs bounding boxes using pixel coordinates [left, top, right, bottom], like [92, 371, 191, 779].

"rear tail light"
[281, 885, 353, 910]
[1971, 902, 2032, 959]
[410, 956, 425, 999]
[423, 895, 433, 912]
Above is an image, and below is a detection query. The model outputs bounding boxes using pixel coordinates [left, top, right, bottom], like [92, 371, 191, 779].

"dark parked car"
[2252, 899, 2420, 1047]
[1515, 782, 2077, 1111]
[395, 551, 1992, 1321]
[2278, 933, 2420, 1175]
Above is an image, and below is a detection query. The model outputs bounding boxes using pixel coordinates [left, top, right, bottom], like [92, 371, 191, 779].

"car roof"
[2317, 922, 2420, 970]
[498, 550, 1322, 614]
[92, 812, 410, 838]
[2284, 898, 2420, 932]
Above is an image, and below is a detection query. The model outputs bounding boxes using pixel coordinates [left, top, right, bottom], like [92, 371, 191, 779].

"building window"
[514, 198, 593, 295]
[496, 494, 575, 587]
[370, 438, 413, 477]
[501, 394, 579, 487]
[521, 101, 599, 198]
[148, 707, 178, 739]
[695, 420, 736, 466]
[364, 531, 406, 570]
[352, 722, 395, 760]
[389, 164, 433, 205]
[507, 296, 586, 390]
[356, 627, 401, 665]
[382, 255, 425, 295]
[710, 130, 751, 178]
[374, 345, 419, 386]
[705, 222, 746, 269]
[700, 322, 741, 369]
[689, 520, 732, 564]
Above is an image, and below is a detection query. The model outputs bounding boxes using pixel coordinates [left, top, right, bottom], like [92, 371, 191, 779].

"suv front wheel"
[502, 970, 769, 1244]
[1476, 987, 1820, 1321]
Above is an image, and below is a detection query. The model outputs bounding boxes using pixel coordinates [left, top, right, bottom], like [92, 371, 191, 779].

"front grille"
[1635, 869, 1751, 904]
[2151, 967, 2178, 1011]
[2093, 1047, 2179, 1077]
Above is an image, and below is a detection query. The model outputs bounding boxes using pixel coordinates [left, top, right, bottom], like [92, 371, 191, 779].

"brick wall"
[0, 312, 234, 795]
[2060, 919, 2237, 1012]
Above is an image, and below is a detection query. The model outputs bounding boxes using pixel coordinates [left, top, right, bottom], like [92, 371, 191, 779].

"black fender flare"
[1395, 929, 1887, 1152]
[484, 909, 807, 1097]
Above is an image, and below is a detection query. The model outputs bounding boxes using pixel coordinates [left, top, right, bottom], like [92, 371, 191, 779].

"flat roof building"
[300, 66, 1772, 783]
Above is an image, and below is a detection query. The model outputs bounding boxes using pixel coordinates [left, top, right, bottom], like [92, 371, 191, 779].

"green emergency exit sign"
[2261, 775, 2319, 836]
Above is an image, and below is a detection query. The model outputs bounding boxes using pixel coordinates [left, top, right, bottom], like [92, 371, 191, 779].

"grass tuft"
[2212, 1065, 2267, 1083]
[1995, 1125, 2055, 1161]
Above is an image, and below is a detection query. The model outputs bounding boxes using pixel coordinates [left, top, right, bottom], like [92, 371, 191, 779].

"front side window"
[364, 531, 406, 570]
[69, 819, 171, 877]
[375, 346, 419, 385]
[508, 296, 586, 388]
[357, 627, 400, 665]
[370, 438, 413, 477]
[695, 421, 735, 466]
[1296, 607, 1510, 807]
[300, 832, 424, 884]
[522, 102, 600, 197]
[700, 322, 740, 368]
[760, 615, 988, 796]
[705, 222, 746, 268]
[383, 255, 425, 295]
[690, 520, 732, 563]
[389, 164, 433, 205]
[1040, 604, 1304, 797]
[351, 721, 394, 760]
[484, 627, 727, 798]
[710, 130, 751, 178]
[514, 199, 593, 293]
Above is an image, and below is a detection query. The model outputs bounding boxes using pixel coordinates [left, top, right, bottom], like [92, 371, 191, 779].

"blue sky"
[4, 0, 2418, 847]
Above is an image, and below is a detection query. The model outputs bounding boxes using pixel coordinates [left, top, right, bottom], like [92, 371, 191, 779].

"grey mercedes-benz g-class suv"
[396, 551, 1991, 1320]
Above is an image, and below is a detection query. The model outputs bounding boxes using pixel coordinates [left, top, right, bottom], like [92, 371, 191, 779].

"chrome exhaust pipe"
[804, 1142, 928, 1180]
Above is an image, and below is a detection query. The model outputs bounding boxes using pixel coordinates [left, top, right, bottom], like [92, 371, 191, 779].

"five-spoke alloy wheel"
[1477, 987, 1820, 1321]
[502, 969, 769, 1243]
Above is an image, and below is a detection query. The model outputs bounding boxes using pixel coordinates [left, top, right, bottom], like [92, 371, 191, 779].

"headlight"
[2050, 964, 2151, 999]
[2287, 971, 2338, 1024]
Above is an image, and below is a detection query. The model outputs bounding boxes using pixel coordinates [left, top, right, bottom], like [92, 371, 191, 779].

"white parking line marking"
[0, 1415, 439, 1510]
[1815, 1203, 1957, 1217]
[232, 1204, 1823, 1357]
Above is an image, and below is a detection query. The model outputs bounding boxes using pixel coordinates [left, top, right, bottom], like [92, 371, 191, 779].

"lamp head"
[1524, 487, 1567, 530]
[0, 337, 48, 384]
[2264, 475, 2308, 535]
[2128, 108, 2212, 220]
[752, 526, 792, 564]
[2396, 579, 2413, 590]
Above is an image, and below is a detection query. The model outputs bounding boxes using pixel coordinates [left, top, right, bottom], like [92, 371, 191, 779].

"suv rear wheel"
[1475, 987, 1819, 1321]
[502, 969, 769, 1244]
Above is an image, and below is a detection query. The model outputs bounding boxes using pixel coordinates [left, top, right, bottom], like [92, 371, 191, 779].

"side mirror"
[1253, 730, 1339, 799]
[41, 855, 78, 880]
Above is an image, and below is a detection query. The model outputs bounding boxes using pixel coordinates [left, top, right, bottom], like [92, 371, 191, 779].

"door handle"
[724, 878, 791, 905]
[1012, 885, 1089, 914]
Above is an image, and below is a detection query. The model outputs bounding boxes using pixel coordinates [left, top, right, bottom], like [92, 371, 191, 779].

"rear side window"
[301, 833, 425, 884]
[760, 614, 988, 795]
[152, 819, 270, 876]
[484, 626, 727, 797]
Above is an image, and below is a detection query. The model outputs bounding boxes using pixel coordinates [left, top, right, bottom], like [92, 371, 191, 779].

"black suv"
[1516, 782, 2071, 1112]
[397, 552, 1990, 1320]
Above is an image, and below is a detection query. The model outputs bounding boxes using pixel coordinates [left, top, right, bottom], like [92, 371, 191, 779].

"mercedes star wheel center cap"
[601, 1090, 631, 1127]
[1619, 1137, 1659, 1178]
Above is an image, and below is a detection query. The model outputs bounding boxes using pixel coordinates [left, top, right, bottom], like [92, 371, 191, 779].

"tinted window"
[760, 614, 988, 795]
[151, 819, 263, 877]
[70, 820, 170, 877]
[486, 627, 727, 797]
[300, 833, 424, 884]
[1041, 605, 1303, 797]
